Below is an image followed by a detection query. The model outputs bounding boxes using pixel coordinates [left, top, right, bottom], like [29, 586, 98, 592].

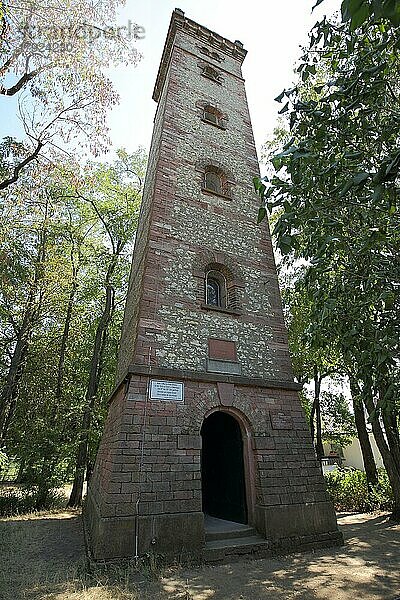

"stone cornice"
[152, 8, 247, 103]
[112, 364, 302, 400]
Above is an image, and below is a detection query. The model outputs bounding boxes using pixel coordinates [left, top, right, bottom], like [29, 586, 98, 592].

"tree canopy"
[0, 0, 141, 189]
[256, 5, 400, 517]
[0, 148, 146, 506]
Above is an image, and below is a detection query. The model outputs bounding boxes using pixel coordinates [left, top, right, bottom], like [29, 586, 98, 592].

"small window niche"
[202, 105, 225, 129]
[199, 46, 223, 63]
[206, 270, 227, 308]
[197, 260, 243, 316]
[202, 65, 221, 84]
[202, 166, 231, 198]
[210, 51, 222, 62]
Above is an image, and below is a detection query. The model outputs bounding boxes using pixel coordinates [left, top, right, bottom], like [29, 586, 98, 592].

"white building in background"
[342, 434, 384, 470]
[322, 434, 384, 473]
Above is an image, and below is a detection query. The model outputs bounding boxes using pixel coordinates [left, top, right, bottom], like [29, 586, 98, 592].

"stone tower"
[85, 9, 342, 560]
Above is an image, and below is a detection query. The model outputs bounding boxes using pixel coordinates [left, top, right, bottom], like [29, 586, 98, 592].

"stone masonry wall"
[86, 373, 337, 558]
[116, 20, 293, 382]
[116, 60, 172, 383]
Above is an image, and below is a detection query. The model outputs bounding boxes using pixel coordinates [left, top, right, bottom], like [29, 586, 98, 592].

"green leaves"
[342, 0, 371, 30]
[257, 206, 267, 224]
[279, 234, 295, 254]
[340, 171, 371, 194]
[253, 176, 267, 196]
[312, 0, 326, 10]
[341, 0, 400, 29]
[274, 91, 286, 103]
[0, 148, 146, 493]
[261, 9, 400, 452]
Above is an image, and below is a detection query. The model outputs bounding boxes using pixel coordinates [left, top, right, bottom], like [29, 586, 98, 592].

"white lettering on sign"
[150, 380, 184, 402]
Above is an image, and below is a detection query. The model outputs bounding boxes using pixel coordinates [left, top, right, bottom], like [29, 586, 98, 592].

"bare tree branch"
[0, 69, 39, 95]
[0, 140, 43, 190]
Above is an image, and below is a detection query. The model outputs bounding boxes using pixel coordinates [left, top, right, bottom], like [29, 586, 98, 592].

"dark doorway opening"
[201, 411, 247, 524]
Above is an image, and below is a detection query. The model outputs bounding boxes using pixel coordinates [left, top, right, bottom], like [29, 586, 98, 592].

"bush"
[0, 486, 66, 517]
[325, 467, 393, 512]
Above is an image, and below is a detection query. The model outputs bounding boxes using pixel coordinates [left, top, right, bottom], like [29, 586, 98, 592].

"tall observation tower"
[85, 9, 342, 561]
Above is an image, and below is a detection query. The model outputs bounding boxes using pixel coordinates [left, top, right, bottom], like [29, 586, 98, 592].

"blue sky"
[0, 0, 340, 163]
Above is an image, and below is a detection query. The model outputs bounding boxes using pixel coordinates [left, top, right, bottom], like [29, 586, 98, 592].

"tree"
[319, 391, 356, 449]
[0, 148, 146, 507]
[314, 0, 400, 30]
[67, 149, 145, 506]
[255, 11, 400, 517]
[0, 187, 53, 442]
[281, 263, 378, 482]
[282, 275, 342, 459]
[0, 0, 141, 189]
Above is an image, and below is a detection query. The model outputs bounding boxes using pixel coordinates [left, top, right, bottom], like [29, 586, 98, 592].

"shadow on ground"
[0, 511, 399, 600]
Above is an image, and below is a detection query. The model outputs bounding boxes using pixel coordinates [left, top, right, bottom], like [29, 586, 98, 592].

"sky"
[108, 0, 341, 162]
[0, 0, 341, 164]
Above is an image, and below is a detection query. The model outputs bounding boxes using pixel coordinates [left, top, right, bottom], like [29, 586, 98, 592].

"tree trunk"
[314, 365, 324, 460]
[349, 377, 378, 487]
[0, 304, 34, 441]
[15, 459, 26, 483]
[55, 252, 79, 401]
[0, 222, 47, 442]
[37, 248, 81, 502]
[363, 391, 400, 521]
[68, 257, 117, 508]
[381, 411, 400, 479]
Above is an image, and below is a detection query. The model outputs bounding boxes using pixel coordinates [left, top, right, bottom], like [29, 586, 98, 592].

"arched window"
[206, 270, 227, 308]
[204, 170, 222, 194]
[194, 257, 243, 314]
[203, 105, 222, 127]
[203, 166, 230, 197]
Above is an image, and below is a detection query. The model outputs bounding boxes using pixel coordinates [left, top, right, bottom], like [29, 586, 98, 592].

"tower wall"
[86, 9, 342, 560]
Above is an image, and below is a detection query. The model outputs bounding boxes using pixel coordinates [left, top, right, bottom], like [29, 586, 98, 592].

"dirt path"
[0, 511, 399, 599]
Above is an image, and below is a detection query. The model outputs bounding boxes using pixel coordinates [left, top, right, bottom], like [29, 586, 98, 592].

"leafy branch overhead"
[313, 0, 400, 28]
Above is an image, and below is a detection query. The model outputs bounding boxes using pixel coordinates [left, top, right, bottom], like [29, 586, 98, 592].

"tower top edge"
[152, 8, 248, 102]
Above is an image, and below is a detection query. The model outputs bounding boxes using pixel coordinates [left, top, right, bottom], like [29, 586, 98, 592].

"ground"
[0, 511, 399, 600]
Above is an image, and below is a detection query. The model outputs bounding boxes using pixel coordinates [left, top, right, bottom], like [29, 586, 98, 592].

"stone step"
[205, 525, 256, 542]
[204, 534, 271, 563]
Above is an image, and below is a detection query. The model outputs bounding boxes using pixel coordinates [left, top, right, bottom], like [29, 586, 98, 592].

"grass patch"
[0, 483, 67, 517]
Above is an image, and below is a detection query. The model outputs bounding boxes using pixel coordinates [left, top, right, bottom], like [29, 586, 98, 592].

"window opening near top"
[204, 171, 222, 194]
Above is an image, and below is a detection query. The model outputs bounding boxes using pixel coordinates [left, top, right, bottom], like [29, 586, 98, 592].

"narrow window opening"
[207, 277, 221, 307]
[204, 106, 218, 125]
[204, 171, 222, 194]
[205, 270, 227, 308]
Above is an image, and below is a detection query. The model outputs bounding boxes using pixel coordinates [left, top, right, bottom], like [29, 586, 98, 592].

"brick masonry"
[85, 9, 342, 560]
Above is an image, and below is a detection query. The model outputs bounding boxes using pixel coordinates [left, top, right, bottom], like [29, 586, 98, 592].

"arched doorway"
[201, 411, 247, 524]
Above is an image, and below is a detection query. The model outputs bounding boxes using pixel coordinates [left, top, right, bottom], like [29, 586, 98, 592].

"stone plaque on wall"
[150, 379, 184, 402]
